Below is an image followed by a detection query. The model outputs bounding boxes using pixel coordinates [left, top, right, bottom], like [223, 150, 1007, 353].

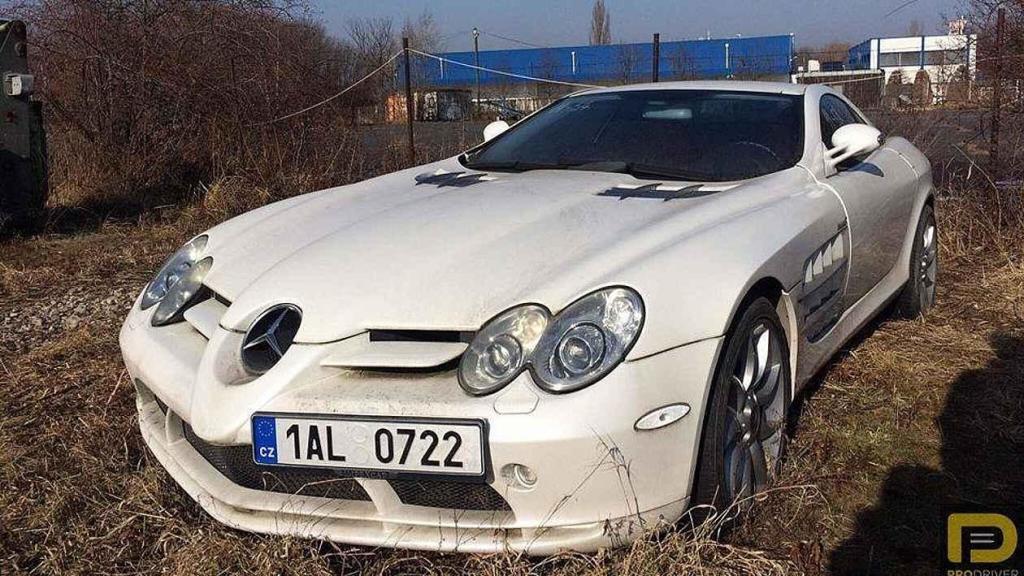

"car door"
[819, 94, 918, 309]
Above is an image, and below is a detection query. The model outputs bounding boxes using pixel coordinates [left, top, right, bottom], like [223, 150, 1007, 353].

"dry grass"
[1, 186, 1023, 575]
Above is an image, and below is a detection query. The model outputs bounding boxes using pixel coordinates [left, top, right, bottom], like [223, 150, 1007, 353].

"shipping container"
[403, 35, 795, 88]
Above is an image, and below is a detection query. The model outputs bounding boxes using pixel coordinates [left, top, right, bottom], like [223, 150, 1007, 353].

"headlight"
[141, 235, 208, 310]
[532, 287, 644, 393]
[150, 257, 213, 326]
[458, 305, 550, 396]
[457, 287, 644, 396]
[141, 236, 213, 327]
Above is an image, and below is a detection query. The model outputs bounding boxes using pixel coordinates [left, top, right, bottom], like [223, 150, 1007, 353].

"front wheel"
[690, 297, 792, 523]
[896, 204, 938, 318]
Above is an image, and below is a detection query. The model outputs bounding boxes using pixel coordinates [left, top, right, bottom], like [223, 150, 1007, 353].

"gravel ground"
[0, 286, 136, 352]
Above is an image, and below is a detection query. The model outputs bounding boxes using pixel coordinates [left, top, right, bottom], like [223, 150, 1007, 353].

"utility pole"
[652, 33, 660, 82]
[990, 7, 1005, 181]
[402, 37, 415, 164]
[473, 28, 481, 116]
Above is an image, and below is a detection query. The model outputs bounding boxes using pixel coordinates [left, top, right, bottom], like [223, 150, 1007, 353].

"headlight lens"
[458, 287, 644, 396]
[532, 287, 644, 393]
[141, 235, 209, 310]
[458, 305, 550, 396]
[151, 257, 213, 326]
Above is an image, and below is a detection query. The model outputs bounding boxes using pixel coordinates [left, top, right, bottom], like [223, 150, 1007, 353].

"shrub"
[3, 0, 378, 213]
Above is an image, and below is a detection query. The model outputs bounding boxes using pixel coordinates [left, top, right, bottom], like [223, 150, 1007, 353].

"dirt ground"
[1, 196, 1022, 575]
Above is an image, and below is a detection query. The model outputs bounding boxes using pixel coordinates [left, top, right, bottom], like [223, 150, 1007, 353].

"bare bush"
[1, 0, 377, 215]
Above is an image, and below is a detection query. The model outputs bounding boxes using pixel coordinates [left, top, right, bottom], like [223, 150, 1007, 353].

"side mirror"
[483, 120, 510, 142]
[827, 124, 883, 169]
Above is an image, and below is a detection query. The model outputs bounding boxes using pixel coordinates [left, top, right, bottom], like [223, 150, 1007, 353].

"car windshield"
[463, 90, 805, 182]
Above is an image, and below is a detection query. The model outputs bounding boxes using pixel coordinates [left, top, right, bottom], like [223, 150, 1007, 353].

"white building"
[847, 32, 976, 100]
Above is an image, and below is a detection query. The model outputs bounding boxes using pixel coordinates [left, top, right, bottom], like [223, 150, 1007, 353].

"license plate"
[251, 413, 486, 477]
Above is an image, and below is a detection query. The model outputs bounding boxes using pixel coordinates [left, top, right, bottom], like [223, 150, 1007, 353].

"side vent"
[799, 230, 849, 342]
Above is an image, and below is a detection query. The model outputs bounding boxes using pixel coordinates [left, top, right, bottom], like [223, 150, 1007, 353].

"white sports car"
[120, 81, 937, 554]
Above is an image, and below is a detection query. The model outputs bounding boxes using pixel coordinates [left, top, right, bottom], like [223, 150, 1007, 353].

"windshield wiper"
[462, 158, 714, 181]
[567, 161, 713, 182]
[461, 159, 568, 172]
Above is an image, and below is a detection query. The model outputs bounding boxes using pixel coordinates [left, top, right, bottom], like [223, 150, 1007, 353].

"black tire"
[690, 296, 792, 526]
[895, 204, 938, 319]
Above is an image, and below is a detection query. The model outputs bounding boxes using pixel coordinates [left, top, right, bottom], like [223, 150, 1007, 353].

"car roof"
[575, 80, 809, 96]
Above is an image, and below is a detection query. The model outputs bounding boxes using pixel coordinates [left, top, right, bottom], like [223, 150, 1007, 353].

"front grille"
[182, 422, 371, 501]
[389, 479, 511, 511]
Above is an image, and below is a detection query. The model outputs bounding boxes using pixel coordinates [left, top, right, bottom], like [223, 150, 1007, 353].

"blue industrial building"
[407, 34, 795, 87]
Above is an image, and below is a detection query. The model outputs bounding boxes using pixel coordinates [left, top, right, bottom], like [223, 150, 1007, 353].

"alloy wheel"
[722, 321, 788, 502]
[918, 222, 938, 311]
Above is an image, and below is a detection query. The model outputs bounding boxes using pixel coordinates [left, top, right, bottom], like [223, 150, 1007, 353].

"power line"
[478, 29, 548, 49]
[884, 0, 922, 19]
[250, 51, 403, 126]
[409, 48, 599, 88]
[437, 29, 473, 43]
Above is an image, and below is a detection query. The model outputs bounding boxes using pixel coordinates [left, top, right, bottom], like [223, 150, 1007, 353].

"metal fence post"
[989, 7, 1005, 181]
[473, 28, 481, 116]
[652, 33, 660, 82]
[403, 37, 415, 164]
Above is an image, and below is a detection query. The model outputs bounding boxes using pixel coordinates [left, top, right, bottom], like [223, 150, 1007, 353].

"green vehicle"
[0, 19, 47, 234]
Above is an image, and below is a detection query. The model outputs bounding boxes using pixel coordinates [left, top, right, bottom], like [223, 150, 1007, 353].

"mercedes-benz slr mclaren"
[120, 82, 937, 554]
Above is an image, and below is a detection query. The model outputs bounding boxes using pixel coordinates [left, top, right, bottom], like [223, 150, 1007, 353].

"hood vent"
[182, 291, 230, 340]
[322, 331, 471, 371]
[369, 328, 473, 343]
[414, 170, 496, 188]
[596, 182, 715, 202]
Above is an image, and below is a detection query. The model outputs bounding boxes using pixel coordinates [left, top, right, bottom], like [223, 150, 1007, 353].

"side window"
[819, 95, 861, 148]
[820, 95, 869, 171]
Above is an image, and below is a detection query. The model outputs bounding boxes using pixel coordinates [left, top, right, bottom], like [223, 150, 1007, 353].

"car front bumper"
[121, 297, 722, 554]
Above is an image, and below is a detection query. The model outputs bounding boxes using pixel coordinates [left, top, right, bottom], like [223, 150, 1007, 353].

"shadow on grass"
[39, 196, 181, 235]
[828, 332, 1024, 575]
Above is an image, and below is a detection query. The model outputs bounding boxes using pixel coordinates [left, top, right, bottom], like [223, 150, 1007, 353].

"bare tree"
[669, 49, 698, 80]
[616, 44, 640, 84]
[966, 0, 1024, 80]
[589, 0, 611, 45]
[907, 19, 924, 36]
[401, 10, 442, 52]
[346, 16, 396, 116]
[346, 16, 395, 64]
[401, 10, 443, 87]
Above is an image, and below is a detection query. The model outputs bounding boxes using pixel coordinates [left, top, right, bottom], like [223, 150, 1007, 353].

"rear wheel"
[691, 297, 791, 524]
[896, 204, 938, 318]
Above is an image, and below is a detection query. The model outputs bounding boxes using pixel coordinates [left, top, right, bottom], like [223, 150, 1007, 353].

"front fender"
[616, 176, 844, 361]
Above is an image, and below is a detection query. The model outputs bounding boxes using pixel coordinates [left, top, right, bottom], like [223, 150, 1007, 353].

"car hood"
[205, 158, 747, 343]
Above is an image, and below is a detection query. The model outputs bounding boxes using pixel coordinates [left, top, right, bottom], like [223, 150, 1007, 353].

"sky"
[311, 0, 965, 52]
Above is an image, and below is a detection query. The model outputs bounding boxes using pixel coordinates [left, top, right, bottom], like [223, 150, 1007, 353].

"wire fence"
[253, 39, 1024, 189]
